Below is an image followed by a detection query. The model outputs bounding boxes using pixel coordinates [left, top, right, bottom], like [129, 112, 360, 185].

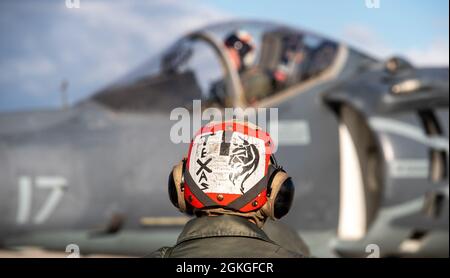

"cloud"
[341, 24, 393, 59]
[404, 39, 449, 67]
[69, 1, 228, 86]
[0, 0, 229, 111]
[0, 56, 56, 81]
[342, 24, 449, 67]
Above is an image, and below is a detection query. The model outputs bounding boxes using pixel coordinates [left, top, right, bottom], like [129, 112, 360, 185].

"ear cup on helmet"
[273, 176, 294, 219]
[168, 170, 179, 208]
[168, 160, 195, 215]
[168, 160, 186, 212]
[262, 170, 295, 219]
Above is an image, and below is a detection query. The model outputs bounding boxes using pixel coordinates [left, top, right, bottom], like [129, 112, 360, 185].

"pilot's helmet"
[224, 30, 256, 70]
[168, 121, 295, 226]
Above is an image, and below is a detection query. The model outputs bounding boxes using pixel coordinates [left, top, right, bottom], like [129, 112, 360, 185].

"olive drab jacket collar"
[149, 215, 305, 258]
[176, 214, 273, 244]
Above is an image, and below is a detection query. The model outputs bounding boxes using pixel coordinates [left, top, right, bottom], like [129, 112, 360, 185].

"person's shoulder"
[273, 245, 308, 258]
[262, 220, 311, 256]
[143, 247, 173, 258]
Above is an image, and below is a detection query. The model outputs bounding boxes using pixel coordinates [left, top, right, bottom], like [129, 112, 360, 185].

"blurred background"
[0, 0, 448, 258]
[0, 0, 448, 111]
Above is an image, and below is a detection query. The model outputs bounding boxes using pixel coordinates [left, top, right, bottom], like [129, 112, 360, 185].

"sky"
[0, 0, 448, 112]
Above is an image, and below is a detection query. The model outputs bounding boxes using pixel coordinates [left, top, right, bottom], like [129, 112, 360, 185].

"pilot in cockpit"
[224, 30, 256, 73]
[209, 30, 261, 106]
[211, 30, 275, 105]
[213, 29, 307, 105]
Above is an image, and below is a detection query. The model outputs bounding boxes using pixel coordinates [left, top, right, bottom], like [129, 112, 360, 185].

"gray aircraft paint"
[369, 117, 449, 152]
[276, 120, 311, 146]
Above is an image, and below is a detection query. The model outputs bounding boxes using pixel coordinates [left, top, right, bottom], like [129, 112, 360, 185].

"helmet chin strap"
[194, 207, 267, 228]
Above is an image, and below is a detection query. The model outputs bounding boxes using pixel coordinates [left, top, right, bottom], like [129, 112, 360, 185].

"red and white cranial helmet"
[184, 121, 274, 212]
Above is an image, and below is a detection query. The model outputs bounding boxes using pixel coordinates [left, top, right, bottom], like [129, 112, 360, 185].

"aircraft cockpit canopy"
[92, 21, 340, 111]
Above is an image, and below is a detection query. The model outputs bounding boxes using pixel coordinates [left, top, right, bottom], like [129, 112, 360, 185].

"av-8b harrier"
[0, 20, 448, 257]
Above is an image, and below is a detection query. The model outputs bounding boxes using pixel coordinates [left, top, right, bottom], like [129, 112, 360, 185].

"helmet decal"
[188, 130, 266, 195]
[185, 122, 272, 210]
